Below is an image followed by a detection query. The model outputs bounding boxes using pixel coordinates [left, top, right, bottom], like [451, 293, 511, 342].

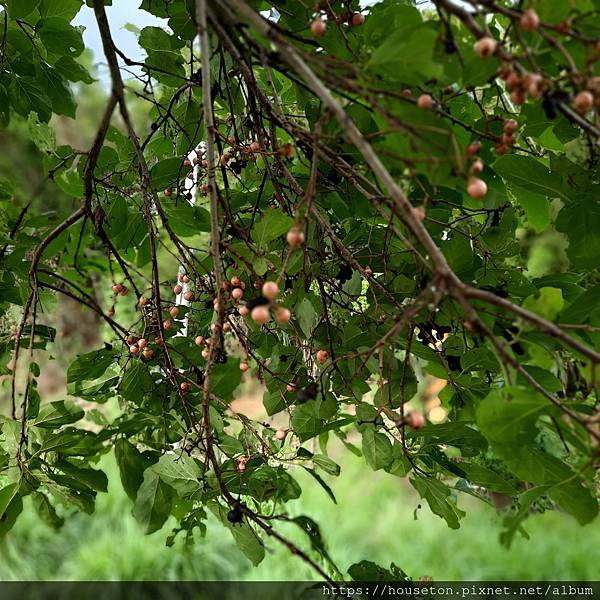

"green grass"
[1, 451, 598, 581]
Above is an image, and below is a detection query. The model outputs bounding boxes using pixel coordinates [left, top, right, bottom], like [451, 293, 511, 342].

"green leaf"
[292, 402, 322, 442]
[67, 348, 116, 383]
[476, 387, 551, 446]
[0, 482, 19, 520]
[209, 502, 265, 566]
[362, 429, 393, 471]
[133, 468, 173, 534]
[251, 210, 294, 249]
[410, 476, 464, 529]
[33, 400, 84, 428]
[152, 453, 201, 498]
[555, 201, 600, 269]
[27, 112, 57, 153]
[494, 155, 566, 199]
[115, 439, 147, 501]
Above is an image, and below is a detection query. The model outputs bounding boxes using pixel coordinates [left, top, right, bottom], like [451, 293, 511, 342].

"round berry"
[275, 307, 291, 324]
[174, 284, 183, 295]
[251, 305, 270, 325]
[249, 141, 260, 153]
[142, 348, 154, 359]
[474, 36, 497, 58]
[286, 227, 305, 247]
[316, 349, 329, 364]
[275, 429, 287, 441]
[349, 12, 365, 27]
[130, 345, 139, 354]
[138, 338, 148, 349]
[466, 141, 481, 156]
[467, 177, 488, 200]
[470, 159, 484, 174]
[139, 296, 148, 307]
[231, 276, 241, 287]
[503, 119, 518, 134]
[574, 90, 594, 114]
[238, 305, 249, 317]
[239, 361, 249, 372]
[286, 384, 295, 393]
[416, 94, 433, 110]
[163, 320, 173, 331]
[262, 281, 279, 300]
[195, 335, 205, 347]
[170, 306, 179, 318]
[311, 18, 326, 37]
[406, 410, 426, 430]
[520, 8, 540, 32]
[183, 291, 194, 302]
[180, 382, 190, 393]
[232, 287, 244, 300]
[164, 188, 173, 197]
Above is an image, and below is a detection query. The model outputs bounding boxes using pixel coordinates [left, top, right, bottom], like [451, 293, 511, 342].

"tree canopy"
[1, 0, 600, 581]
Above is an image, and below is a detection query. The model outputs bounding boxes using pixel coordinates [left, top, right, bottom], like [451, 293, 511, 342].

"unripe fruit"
[232, 287, 244, 300]
[520, 8, 540, 32]
[249, 141, 260, 153]
[524, 73, 543, 98]
[275, 307, 291, 324]
[502, 132, 516, 145]
[164, 188, 173, 197]
[416, 94, 433, 110]
[495, 142, 509, 155]
[466, 141, 481, 156]
[130, 345, 139, 354]
[180, 382, 190, 393]
[349, 12, 365, 27]
[413, 206, 426, 221]
[510, 89, 525, 105]
[238, 305, 249, 317]
[316, 349, 329, 364]
[174, 284, 183, 295]
[239, 361, 249, 372]
[474, 36, 497, 58]
[503, 118, 518, 134]
[138, 338, 148, 349]
[505, 71, 521, 91]
[163, 320, 173, 330]
[286, 227, 305, 247]
[406, 410, 426, 430]
[231, 276, 241, 287]
[467, 177, 488, 200]
[275, 429, 287, 440]
[311, 18, 326, 37]
[139, 296, 148, 307]
[143, 348, 154, 359]
[251, 305, 270, 325]
[262, 281, 279, 300]
[574, 90, 594, 113]
[183, 291, 194, 302]
[195, 335, 205, 347]
[470, 159, 484, 174]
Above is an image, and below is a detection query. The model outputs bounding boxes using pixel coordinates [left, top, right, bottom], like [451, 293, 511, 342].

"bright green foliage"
[1, 0, 600, 581]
